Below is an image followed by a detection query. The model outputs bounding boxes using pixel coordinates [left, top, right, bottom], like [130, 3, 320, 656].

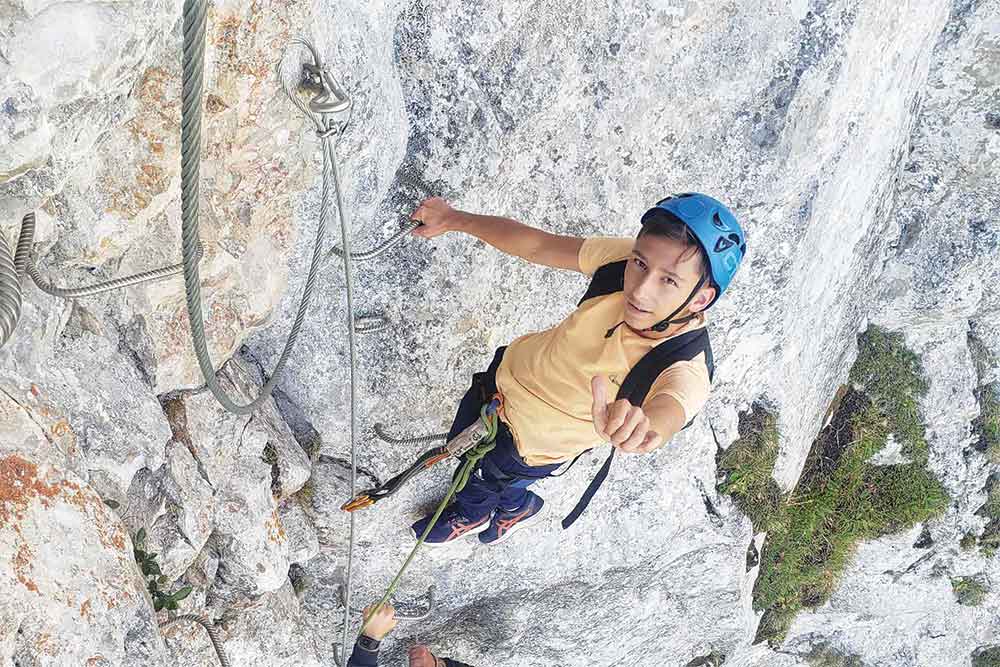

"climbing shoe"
[410, 505, 490, 547]
[479, 491, 545, 545]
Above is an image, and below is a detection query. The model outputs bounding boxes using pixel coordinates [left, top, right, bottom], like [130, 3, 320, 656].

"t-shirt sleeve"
[643, 354, 712, 430]
[577, 236, 635, 276]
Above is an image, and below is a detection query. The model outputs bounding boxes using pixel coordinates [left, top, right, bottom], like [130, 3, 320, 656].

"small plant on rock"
[133, 528, 193, 612]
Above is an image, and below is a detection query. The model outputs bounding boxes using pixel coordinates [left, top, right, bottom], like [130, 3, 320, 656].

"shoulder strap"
[578, 260, 627, 305]
[562, 327, 714, 530]
[619, 327, 713, 408]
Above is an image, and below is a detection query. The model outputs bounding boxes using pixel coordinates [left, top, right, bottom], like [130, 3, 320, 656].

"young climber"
[346, 602, 475, 667]
[407, 192, 746, 545]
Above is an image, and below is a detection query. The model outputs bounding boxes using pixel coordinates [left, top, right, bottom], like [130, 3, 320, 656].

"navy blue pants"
[450, 348, 562, 520]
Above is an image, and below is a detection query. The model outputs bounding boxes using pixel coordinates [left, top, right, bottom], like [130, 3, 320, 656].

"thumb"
[591, 375, 611, 438]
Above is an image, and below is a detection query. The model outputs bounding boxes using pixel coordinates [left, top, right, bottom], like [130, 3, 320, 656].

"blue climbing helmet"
[633, 192, 746, 333]
[640, 192, 746, 309]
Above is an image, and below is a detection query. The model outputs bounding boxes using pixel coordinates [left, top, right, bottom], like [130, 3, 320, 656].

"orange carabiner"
[341, 495, 375, 512]
[491, 391, 505, 420]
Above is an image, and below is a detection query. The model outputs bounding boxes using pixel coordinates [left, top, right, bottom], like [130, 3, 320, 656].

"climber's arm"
[639, 394, 686, 450]
[409, 197, 584, 271]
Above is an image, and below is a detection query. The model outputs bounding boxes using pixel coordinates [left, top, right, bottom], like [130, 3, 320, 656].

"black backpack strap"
[562, 328, 712, 530]
[561, 449, 616, 529]
[618, 328, 712, 408]
[578, 260, 627, 305]
[547, 448, 591, 478]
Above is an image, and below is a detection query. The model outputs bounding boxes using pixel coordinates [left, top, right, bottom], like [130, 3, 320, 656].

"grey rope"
[159, 615, 230, 667]
[279, 38, 364, 665]
[327, 123, 361, 667]
[276, 33, 361, 667]
[1, 213, 200, 349]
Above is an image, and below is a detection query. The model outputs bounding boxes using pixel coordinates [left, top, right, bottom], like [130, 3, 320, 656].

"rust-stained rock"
[0, 454, 167, 665]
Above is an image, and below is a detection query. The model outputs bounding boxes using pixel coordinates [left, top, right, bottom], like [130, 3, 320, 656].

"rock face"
[2, 0, 999, 666]
[0, 447, 168, 666]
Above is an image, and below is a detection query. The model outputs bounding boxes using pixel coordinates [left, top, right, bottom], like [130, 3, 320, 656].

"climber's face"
[622, 233, 715, 335]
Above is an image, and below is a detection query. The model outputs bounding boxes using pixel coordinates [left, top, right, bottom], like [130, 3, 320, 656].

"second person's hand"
[410, 197, 458, 238]
[360, 602, 397, 641]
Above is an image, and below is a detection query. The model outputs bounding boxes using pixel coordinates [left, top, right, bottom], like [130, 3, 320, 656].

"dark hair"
[637, 210, 710, 282]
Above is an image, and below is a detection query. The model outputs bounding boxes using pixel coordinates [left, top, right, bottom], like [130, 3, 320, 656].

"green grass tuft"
[973, 383, 1000, 465]
[977, 476, 1000, 557]
[952, 576, 989, 606]
[848, 326, 930, 464]
[684, 650, 726, 667]
[973, 646, 1000, 667]
[716, 403, 783, 532]
[961, 532, 978, 550]
[718, 325, 949, 647]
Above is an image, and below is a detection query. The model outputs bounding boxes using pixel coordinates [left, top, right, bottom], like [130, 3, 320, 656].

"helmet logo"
[711, 212, 732, 231]
[722, 253, 739, 273]
[714, 236, 735, 252]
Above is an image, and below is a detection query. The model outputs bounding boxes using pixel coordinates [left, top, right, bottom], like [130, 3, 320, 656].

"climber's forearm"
[447, 210, 548, 260]
[447, 210, 583, 271]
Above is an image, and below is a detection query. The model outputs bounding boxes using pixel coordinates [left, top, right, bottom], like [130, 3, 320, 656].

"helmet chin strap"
[646, 273, 707, 333]
[604, 274, 708, 339]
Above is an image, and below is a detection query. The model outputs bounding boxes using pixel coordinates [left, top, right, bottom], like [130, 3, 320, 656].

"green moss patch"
[718, 325, 949, 647]
[972, 383, 1000, 465]
[806, 643, 867, 667]
[716, 403, 782, 532]
[973, 645, 1000, 667]
[975, 474, 1000, 557]
[952, 576, 989, 606]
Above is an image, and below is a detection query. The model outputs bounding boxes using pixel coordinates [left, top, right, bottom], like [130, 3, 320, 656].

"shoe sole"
[411, 519, 491, 548]
[481, 504, 546, 546]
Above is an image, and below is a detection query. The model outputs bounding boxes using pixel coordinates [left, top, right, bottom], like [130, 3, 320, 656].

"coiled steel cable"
[324, 219, 419, 264]
[159, 615, 230, 667]
[355, 314, 389, 335]
[373, 423, 449, 446]
[0, 213, 31, 348]
[1, 212, 199, 348]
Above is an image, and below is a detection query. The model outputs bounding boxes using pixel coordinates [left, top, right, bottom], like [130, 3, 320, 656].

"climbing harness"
[352, 401, 501, 641]
[342, 397, 503, 513]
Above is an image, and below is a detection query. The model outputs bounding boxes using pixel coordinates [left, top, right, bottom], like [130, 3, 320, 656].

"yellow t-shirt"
[494, 237, 713, 466]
